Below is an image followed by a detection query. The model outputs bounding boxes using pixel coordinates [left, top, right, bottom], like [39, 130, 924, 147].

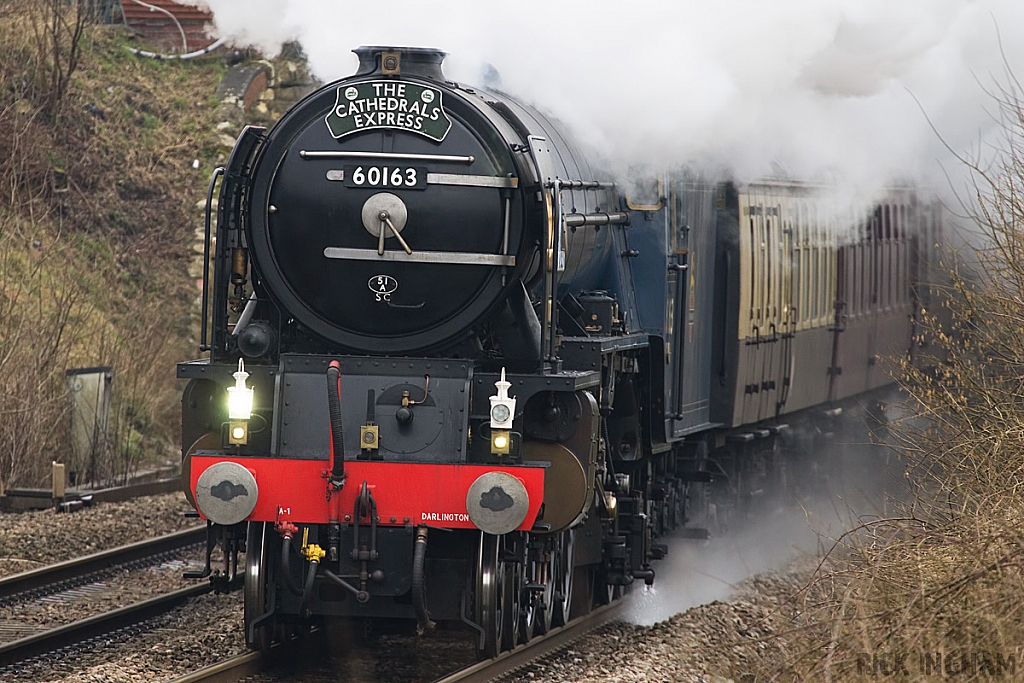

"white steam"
[625, 434, 902, 626]
[623, 508, 819, 626]
[196, 0, 1024, 193]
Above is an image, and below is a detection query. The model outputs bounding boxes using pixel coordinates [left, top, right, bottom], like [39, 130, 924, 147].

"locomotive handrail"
[563, 212, 629, 228]
[324, 168, 519, 189]
[299, 150, 475, 163]
[526, 135, 560, 365]
[547, 177, 563, 361]
[322, 247, 515, 266]
[200, 166, 225, 353]
[427, 172, 518, 188]
[545, 179, 616, 190]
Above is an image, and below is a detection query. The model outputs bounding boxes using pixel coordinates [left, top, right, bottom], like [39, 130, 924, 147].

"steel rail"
[0, 476, 183, 511]
[0, 526, 205, 602]
[0, 583, 211, 666]
[433, 599, 626, 683]
[165, 651, 264, 683]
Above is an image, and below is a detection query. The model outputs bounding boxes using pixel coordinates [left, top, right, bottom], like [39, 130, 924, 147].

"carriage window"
[897, 205, 905, 305]
[757, 204, 765, 324]
[899, 205, 907, 303]
[749, 216, 756, 322]
[790, 219, 800, 324]
[849, 247, 858, 315]
[812, 248, 820, 323]
[826, 212, 834, 321]
[798, 204, 806, 325]
[811, 202, 819, 323]
[861, 223, 869, 312]
[671, 184, 687, 254]
[800, 203, 809, 323]
[626, 177, 663, 211]
[871, 210, 880, 307]
[765, 215, 773, 322]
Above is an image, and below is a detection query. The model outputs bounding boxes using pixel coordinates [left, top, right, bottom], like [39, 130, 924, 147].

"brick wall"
[120, 0, 216, 52]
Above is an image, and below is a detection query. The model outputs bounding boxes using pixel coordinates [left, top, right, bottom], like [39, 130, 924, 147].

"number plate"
[343, 165, 427, 190]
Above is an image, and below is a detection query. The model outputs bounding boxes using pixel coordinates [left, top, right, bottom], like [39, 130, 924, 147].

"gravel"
[0, 492, 198, 580]
[0, 548, 207, 638]
[511, 564, 815, 683]
[0, 493, 821, 683]
[0, 491, 233, 683]
[1, 592, 246, 683]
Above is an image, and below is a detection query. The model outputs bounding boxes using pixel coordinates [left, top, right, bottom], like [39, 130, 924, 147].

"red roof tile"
[121, 0, 218, 52]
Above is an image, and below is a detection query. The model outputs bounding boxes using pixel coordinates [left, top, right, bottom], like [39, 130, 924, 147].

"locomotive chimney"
[353, 46, 448, 81]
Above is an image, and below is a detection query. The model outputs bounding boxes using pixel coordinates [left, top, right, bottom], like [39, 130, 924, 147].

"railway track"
[0, 527, 208, 672]
[0, 583, 210, 667]
[0, 476, 182, 512]
[166, 598, 625, 683]
[165, 651, 263, 683]
[0, 526, 205, 603]
[435, 600, 625, 683]
[0, 524, 624, 682]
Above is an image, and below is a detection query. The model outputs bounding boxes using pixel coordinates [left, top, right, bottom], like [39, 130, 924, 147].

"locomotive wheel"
[244, 521, 274, 653]
[531, 537, 556, 637]
[518, 578, 537, 644]
[598, 578, 625, 605]
[503, 532, 536, 647]
[505, 550, 524, 650]
[474, 532, 512, 658]
[551, 530, 575, 627]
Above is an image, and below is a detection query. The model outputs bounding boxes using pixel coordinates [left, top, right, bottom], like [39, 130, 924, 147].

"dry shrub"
[0, 214, 85, 487]
[0, 0, 85, 487]
[748, 84, 1024, 682]
[0, 1, 225, 489]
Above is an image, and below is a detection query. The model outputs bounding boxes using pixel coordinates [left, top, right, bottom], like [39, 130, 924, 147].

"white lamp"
[489, 368, 515, 429]
[227, 358, 254, 420]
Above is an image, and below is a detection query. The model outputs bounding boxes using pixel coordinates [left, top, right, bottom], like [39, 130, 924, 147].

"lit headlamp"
[490, 429, 510, 455]
[226, 358, 254, 445]
[227, 358, 254, 420]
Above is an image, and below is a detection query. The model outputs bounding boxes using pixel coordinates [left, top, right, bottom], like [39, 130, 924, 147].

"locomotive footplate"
[558, 333, 650, 371]
[470, 370, 600, 418]
[188, 456, 546, 530]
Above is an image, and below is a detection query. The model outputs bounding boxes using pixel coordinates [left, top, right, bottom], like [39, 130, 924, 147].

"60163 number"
[343, 165, 427, 190]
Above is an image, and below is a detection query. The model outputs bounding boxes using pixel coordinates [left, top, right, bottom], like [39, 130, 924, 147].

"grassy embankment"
[0, 1, 225, 489]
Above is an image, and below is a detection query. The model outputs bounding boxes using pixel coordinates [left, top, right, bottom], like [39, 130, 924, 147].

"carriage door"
[667, 181, 715, 436]
[752, 198, 783, 420]
[665, 184, 688, 428]
[777, 198, 796, 415]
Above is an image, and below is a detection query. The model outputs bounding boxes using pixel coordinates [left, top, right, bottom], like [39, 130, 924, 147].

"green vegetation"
[0, 0, 225, 488]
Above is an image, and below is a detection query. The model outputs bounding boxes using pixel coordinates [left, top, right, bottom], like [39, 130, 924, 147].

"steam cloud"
[194, 0, 1024, 194]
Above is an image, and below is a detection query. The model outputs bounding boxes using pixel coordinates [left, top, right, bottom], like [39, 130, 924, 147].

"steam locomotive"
[179, 46, 942, 655]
